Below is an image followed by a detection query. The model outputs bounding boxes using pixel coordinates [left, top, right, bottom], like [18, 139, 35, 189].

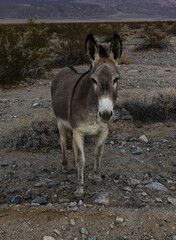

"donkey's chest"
[77, 115, 106, 135]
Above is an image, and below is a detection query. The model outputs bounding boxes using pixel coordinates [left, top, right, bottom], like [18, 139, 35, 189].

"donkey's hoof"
[74, 190, 84, 198]
[94, 175, 102, 182]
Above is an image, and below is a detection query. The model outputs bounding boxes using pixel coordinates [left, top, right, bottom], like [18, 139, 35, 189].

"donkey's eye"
[92, 78, 97, 85]
[113, 77, 118, 85]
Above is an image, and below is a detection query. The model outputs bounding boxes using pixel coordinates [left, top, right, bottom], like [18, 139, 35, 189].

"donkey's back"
[51, 67, 81, 123]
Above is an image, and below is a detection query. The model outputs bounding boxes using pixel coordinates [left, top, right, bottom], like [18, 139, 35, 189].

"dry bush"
[0, 21, 51, 86]
[2, 113, 94, 151]
[136, 26, 169, 50]
[167, 22, 176, 35]
[120, 55, 131, 65]
[120, 88, 176, 123]
[2, 116, 59, 151]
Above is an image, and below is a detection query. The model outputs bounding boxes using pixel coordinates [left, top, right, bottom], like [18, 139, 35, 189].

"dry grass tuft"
[119, 88, 176, 123]
[120, 55, 131, 65]
[136, 26, 169, 50]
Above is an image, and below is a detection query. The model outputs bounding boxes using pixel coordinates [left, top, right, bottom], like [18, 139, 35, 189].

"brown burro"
[51, 34, 122, 198]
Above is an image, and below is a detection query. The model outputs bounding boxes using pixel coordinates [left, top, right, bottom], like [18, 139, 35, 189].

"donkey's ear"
[110, 34, 122, 61]
[85, 34, 99, 62]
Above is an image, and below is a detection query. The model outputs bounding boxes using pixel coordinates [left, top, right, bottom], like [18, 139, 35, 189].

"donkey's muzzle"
[99, 110, 113, 122]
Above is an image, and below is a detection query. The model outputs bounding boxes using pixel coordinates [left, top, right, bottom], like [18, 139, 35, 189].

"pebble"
[128, 179, 141, 186]
[172, 160, 176, 166]
[34, 182, 46, 187]
[115, 217, 124, 224]
[145, 182, 168, 191]
[155, 197, 163, 203]
[120, 149, 126, 153]
[139, 135, 148, 143]
[25, 161, 32, 167]
[54, 229, 60, 236]
[21, 222, 29, 230]
[32, 196, 48, 205]
[1, 160, 8, 166]
[43, 237, 56, 240]
[88, 237, 96, 240]
[173, 235, 176, 240]
[12, 195, 22, 204]
[69, 202, 77, 207]
[78, 200, 83, 206]
[32, 103, 40, 107]
[65, 234, 72, 240]
[70, 219, 76, 226]
[80, 227, 89, 236]
[167, 197, 176, 206]
[132, 149, 143, 155]
[123, 186, 132, 192]
[31, 203, 40, 206]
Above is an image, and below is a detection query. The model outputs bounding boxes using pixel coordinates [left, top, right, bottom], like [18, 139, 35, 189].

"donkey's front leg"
[73, 130, 85, 198]
[94, 127, 108, 181]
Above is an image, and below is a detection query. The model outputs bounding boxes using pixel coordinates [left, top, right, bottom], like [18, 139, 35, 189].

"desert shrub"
[136, 26, 169, 50]
[121, 88, 176, 123]
[120, 55, 131, 65]
[2, 118, 59, 151]
[0, 27, 50, 85]
[168, 22, 176, 35]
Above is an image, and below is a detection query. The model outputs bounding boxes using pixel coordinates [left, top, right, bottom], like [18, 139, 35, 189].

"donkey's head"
[86, 34, 122, 123]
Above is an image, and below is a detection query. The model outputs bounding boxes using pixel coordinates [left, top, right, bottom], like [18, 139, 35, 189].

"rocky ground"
[0, 34, 176, 240]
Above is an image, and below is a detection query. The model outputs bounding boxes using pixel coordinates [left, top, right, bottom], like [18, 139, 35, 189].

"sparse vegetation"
[0, 20, 175, 86]
[120, 88, 176, 123]
[136, 25, 169, 50]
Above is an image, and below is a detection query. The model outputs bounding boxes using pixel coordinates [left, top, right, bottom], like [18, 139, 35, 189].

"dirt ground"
[0, 34, 176, 240]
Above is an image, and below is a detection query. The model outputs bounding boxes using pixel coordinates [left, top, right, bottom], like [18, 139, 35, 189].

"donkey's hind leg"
[94, 127, 108, 181]
[57, 120, 68, 172]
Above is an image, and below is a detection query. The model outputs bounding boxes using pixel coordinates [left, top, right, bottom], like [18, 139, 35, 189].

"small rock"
[145, 182, 168, 191]
[65, 234, 72, 240]
[31, 203, 40, 206]
[80, 227, 88, 236]
[120, 149, 126, 153]
[25, 161, 32, 167]
[88, 237, 96, 240]
[70, 219, 76, 226]
[21, 222, 29, 230]
[172, 235, 176, 240]
[43, 237, 55, 240]
[54, 229, 60, 236]
[69, 202, 77, 207]
[172, 160, 176, 166]
[123, 186, 132, 192]
[168, 197, 176, 206]
[128, 179, 141, 186]
[139, 135, 148, 143]
[71, 206, 79, 211]
[132, 149, 143, 155]
[32, 196, 48, 205]
[115, 217, 124, 224]
[12, 196, 22, 204]
[92, 191, 118, 206]
[155, 197, 163, 203]
[34, 182, 46, 187]
[1, 161, 8, 166]
[78, 200, 83, 206]
[32, 103, 40, 107]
